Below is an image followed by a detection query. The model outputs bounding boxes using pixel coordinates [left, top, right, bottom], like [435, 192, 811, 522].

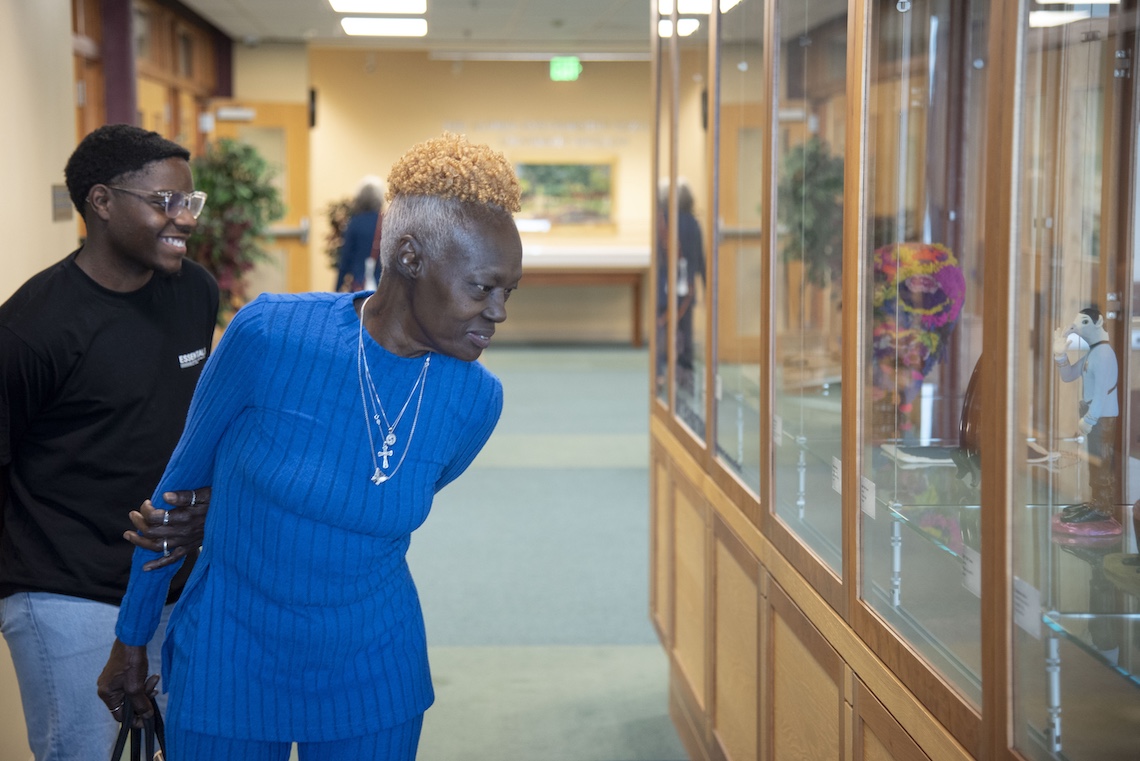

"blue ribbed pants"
[166, 713, 423, 760]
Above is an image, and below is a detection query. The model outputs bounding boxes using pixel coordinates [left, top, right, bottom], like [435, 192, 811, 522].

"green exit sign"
[549, 56, 582, 81]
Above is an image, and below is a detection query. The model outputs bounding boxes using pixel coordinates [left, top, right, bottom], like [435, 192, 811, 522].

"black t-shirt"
[0, 251, 219, 605]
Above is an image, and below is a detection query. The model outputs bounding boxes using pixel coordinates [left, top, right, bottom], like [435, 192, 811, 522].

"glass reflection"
[655, 13, 674, 405]
[714, 0, 764, 491]
[1011, 5, 1140, 759]
[770, 0, 848, 572]
[859, 0, 988, 707]
[672, 12, 711, 440]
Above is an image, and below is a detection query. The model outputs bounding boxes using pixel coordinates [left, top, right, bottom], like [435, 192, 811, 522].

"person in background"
[336, 175, 385, 292]
[99, 133, 524, 760]
[674, 179, 705, 371]
[0, 124, 215, 761]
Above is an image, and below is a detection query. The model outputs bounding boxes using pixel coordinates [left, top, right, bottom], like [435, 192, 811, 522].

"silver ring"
[190, 490, 197, 507]
[162, 510, 170, 526]
[162, 539, 170, 558]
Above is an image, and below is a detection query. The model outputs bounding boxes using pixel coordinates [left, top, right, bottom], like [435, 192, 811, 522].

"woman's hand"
[97, 640, 159, 727]
[124, 486, 211, 571]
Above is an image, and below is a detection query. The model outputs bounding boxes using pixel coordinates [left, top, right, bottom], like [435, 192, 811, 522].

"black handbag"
[110, 695, 167, 761]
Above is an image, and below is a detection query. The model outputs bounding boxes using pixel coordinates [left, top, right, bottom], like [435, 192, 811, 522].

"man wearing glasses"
[0, 124, 217, 760]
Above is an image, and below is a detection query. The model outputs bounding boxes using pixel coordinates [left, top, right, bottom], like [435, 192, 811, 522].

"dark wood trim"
[980, 1, 1023, 759]
[844, 0, 871, 634]
[769, 579, 844, 683]
[853, 677, 931, 761]
[713, 511, 761, 584]
[705, 6, 720, 457]
[649, 442, 671, 647]
[670, 672, 712, 761]
[672, 656, 710, 754]
[765, 518, 845, 613]
[853, 603, 981, 756]
[101, 0, 137, 125]
[757, 0, 777, 559]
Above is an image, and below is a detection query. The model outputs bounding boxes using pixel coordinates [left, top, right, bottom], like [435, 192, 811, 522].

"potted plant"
[323, 196, 353, 272]
[776, 135, 845, 290]
[188, 138, 285, 321]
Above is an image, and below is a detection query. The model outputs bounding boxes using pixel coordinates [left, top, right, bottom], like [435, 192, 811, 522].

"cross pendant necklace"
[357, 294, 431, 486]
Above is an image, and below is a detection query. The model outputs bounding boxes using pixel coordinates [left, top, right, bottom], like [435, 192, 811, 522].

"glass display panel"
[859, 0, 988, 707]
[1010, 6, 1140, 759]
[770, 0, 848, 572]
[655, 12, 675, 406]
[672, 14, 711, 441]
[715, 0, 764, 492]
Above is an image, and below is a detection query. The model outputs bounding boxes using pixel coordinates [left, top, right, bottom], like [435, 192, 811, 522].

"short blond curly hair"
[386, 132, 520, 213]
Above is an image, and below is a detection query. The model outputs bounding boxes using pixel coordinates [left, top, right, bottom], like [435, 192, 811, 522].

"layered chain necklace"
[356, 295, 431, 485]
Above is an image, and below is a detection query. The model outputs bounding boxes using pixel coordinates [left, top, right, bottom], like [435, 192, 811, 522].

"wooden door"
[209, 101, 311, 295]
[718, 103, 764, 365]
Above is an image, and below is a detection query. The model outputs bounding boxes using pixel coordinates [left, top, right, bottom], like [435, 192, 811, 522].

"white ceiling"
[178, 0, 658, 55]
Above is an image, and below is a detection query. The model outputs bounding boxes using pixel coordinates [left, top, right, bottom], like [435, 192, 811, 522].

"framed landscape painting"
[515, 161, 615, 230]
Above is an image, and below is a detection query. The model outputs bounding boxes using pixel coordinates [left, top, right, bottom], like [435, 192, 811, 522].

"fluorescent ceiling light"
[658, 0, 743, 13]
[658, 18, 700, 37]
[341, 17, 428, 35]
[330, 0, 426, 12]
[1029, 10, 1091, 27]
[1034, 1, 1116, 3]
[430, 51, 650, 61]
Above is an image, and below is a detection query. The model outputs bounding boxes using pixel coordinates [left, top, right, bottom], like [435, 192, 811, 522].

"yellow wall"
[0, 0, 74, 753]
[0, 0, 83, 304]
[307, 49, 653, 342]
[234, 41, 310, 102]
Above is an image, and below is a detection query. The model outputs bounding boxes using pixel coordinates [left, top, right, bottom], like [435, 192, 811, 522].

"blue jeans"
[0, 592, 172, 761]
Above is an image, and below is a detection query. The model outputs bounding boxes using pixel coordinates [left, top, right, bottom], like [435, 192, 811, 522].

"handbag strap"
[110, 697, 167, 761]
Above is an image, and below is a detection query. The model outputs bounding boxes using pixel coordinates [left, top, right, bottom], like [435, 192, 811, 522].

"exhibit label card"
[860, 476, 876, 519]
[774, 415, 783, 446]
[831, 457, 841, 494]
[1013, 576, 1042, 639]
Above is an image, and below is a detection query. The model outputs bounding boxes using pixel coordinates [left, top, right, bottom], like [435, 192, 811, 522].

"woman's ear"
[395, 234, 422, 278]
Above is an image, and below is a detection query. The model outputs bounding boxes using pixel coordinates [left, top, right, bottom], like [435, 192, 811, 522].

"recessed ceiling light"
[330, 0, 426, 12]
[1028, 10, 1091, 27]
[341, 17, 428, 36]
[657, 0, 742, 13]
[657, 18, 700, 37]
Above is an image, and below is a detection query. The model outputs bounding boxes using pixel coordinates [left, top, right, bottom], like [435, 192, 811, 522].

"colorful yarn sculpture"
[871, 242, 966, 413]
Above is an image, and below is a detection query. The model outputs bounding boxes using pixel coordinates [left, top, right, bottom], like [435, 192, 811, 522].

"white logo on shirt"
[178, 347, 207, 369]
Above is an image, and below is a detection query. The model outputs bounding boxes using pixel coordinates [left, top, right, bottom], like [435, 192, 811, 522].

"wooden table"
[521, 263, 649, 347]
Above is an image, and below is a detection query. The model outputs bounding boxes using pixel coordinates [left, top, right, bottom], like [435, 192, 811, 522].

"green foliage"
[776, 136, 845, 289]
[324, 196, 353, 269]
[188, 139, 285, 317]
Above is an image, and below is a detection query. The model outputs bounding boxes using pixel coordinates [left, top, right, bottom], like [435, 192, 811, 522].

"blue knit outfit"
[115, 291, 503, 741]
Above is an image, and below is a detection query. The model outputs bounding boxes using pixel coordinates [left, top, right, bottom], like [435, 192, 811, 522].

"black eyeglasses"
[106, 186, 208, 219]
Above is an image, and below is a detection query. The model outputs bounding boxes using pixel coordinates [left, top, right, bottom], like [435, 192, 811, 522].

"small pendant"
[371, 468, 386, 485]
[385, 432, 397, 446]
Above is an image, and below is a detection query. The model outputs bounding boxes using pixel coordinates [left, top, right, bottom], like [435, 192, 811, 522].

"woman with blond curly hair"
[97, 133, 523, 759]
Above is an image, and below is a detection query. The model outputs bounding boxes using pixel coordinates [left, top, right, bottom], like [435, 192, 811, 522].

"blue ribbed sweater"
[116, 292, 503, 741]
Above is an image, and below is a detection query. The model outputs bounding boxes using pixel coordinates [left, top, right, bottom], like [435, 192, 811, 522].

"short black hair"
[65, 124, 191, 214]
[1080, 305, 1103, 324]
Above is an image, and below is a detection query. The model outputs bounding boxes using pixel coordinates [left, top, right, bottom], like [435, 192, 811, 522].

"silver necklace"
[356, 295, 431, 484]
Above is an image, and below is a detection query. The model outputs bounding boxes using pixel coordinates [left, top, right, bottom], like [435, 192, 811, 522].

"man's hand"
[1078, 418, 1094, 436]
[125, 486, 211, 571]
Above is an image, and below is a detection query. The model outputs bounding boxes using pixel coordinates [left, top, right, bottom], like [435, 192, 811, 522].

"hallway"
[408, 346, 684, 760]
